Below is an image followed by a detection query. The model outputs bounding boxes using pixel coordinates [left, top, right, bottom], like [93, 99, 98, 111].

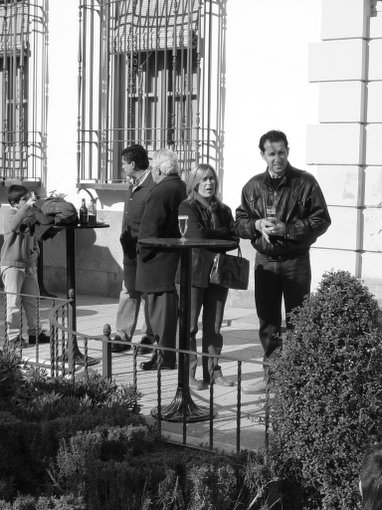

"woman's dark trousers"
[189, 283, 229, 382]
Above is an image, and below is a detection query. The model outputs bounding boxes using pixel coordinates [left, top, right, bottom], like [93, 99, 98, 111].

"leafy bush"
[0, 408, 146, 497]
[0, 494, 85, 509]
[0, 330, 281, 509]
[0, 350, 25, 402]
[51, 430, 273, 510]
[187, 464, 237, 510]
[0, 355, 143, 499]
[11, 370, 141, 421]
[0, 410, 275, 509]
[270, 270, 382, 509]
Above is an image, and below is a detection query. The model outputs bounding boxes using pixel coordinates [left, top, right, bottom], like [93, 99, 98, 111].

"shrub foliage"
[270, 270, 382, 509]
[0, 355, 143, 499]
[52, 430, 272, 510]
[0, 350, 275, 509]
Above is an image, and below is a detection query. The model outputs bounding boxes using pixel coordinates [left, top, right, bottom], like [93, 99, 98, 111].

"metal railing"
[1, 290, 270, 456]
[98, 329, 271, 457]
[0, 290, 69, 372]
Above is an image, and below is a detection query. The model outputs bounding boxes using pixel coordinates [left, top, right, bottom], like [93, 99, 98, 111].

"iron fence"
[0, 289, 270, 456]
[98, 328, 271, 457]
[0, 290, 68, 372]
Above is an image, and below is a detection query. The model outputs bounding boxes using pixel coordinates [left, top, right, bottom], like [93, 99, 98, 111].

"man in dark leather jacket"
[235, 130, 331, 392]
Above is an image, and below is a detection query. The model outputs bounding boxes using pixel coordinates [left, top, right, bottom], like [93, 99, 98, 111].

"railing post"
[3, 292, 9, 348]
[209, 356, 215, 450]
[236, 360, 242, 456]
[50, 300, 56, 377]
[102, 324, 112, 380]
[35, 296, 40, 364]
[265, 377, 270, 466]
[156, 349, 162, 439]
[67, 290, 75, 378]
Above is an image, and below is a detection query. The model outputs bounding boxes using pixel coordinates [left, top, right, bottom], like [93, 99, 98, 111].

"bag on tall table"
[209, 247, 250, 290]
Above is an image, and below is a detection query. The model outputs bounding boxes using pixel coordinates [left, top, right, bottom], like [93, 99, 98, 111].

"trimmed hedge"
[0, 407, 146, 496]
[0, 351, 276, 509]
[270, 270, 382, 509]
[0, 495, 85, 509]
[0, 355, 143, 499]
[9, 272, 381, 509]
[52, 428, 272, 510]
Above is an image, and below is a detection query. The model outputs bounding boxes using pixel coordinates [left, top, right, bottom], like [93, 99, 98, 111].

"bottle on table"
[88, 199, 97, 226]
[79, 198, 89, 225]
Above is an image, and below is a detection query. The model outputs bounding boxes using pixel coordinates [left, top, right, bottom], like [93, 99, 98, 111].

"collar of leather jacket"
[263, 163, 296, 188]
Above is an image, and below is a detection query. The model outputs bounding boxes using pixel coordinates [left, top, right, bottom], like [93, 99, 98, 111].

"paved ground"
[3, 293, 268, 454]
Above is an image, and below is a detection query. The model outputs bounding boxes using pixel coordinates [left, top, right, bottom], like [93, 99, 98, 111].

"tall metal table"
[138, 238, 237, 422]
[57, 223, 109, 370]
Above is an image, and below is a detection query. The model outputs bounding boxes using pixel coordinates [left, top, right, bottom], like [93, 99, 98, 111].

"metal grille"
[0, 0, 48, 184]
[78, 0, 226, 187]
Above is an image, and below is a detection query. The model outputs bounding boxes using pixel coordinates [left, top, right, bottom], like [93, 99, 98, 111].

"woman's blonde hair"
[186, 163, 220, 200]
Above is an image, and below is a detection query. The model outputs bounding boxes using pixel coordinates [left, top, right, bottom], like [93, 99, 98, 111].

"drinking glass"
[266, 204, 277, 221]
[178, 215, 188, 242]
[266, 194, 277, 223]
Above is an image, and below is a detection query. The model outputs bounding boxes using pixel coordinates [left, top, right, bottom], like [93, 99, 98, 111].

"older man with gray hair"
[136, 149, 186, 370]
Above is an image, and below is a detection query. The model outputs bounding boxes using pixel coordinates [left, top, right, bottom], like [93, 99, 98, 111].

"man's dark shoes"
[137, 335, 155, 355]
[111, 334, 131, 353]
[29, 331, 50, 345]
[140, 358, 176, 371]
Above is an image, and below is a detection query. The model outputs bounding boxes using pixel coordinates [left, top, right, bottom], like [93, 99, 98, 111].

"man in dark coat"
[136, 149, 187, 370]
[112, 144, 156, 352]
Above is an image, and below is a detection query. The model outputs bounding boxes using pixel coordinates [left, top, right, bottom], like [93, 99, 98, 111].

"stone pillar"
[306, 0, 382, 301]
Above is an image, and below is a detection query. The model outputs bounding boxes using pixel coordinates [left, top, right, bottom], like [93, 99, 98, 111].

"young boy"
[1, 185, 50, 347]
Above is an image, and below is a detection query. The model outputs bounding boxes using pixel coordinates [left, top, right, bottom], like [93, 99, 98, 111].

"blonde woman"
[179, 163, 238, 390]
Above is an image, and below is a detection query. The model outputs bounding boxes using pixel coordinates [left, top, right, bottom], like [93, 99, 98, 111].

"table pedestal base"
[58, 348, 100, 367]
[151, 387, 216, 422]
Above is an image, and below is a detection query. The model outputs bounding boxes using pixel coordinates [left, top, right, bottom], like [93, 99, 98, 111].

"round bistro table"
[138, 237, 237, 422]
[55, 222, 109, 370]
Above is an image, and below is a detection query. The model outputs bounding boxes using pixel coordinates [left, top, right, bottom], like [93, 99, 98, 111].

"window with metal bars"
[0, 0, 48, 185]
[78, 0, 226, 189]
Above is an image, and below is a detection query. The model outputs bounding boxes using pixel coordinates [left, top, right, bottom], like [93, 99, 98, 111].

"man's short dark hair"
[360, 443, 382, 510]
[259, 130, 289, 153]
[7, 184, 29, 206]
[121, 144, 149, 170]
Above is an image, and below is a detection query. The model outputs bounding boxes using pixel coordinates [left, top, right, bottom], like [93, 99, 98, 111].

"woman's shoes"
[189, 376, 208, 391]
[215, 375, 235, 387]
[213, 367, 235, 387]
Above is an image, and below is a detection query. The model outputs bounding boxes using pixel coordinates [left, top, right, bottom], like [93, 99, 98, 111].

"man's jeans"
[115, 279, 154, 340]
[255, 252, 311, 358]
[1, 265, 40, 340]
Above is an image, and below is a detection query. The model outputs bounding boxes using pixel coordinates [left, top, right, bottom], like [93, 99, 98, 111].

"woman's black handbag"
[209, 247, 250, 290]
